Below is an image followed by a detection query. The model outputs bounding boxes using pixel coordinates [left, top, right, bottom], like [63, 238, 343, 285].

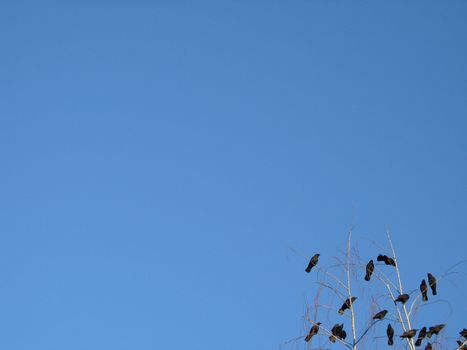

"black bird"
[329, 324, 345, 343]
[387, 323, 394, 346]
[400, 329, 418, 339]
[415, 327, 427, 346]
[305, 254, 320, 273]
[365, 259, 374, 281]
[394, 293, 410, 304]
[305, 322, 321, 342]
[338, 297, 357, 315]
[420, 279, 428, 302]
[329, 324, 339, 343]
[373, 310, 388, 320]
[460, 328, 467, 338]
[377, 254, 396, 267]
[427, 324, 445, 338]
[425, 342, 432, 350]
[427, 273, 437, 295]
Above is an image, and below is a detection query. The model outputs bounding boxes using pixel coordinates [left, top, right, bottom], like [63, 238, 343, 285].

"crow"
[365, 259, 374, 281]
[427, 273, 437, 295]
[329, 324, 345, 343]
[387, 323, 394, 346]
[373, 310, 388, 320]
[400, 329, 418, 339]
[394, 293, 410, 304]
[460, 328, 467, 338]
[305, 322, 321, 342]
[415, 327, 427, 346]
[377, 254, 396, 267]
[329, 324, 339, 343]
[427, 324, 445, 338]
[425, 342, 432, 350]
[338, 297, 357, 315]
[306, 254, 320, 273]
[420, 279, 428, 302]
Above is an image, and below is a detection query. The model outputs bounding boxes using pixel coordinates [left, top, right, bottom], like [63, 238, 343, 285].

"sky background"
[1, 1, 467, 349]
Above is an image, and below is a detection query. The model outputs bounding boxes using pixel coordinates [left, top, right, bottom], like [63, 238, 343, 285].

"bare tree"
[285, 228, 466, 350]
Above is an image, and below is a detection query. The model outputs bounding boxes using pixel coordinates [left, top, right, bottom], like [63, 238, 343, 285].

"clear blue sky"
[1, 1, 466, 349]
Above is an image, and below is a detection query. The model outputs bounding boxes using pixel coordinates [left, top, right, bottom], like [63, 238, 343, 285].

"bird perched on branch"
[329, 324, 340, 343]
[420, 279, 428, 302]
[387, 323, 394, 346]
[415, 327, 427, 346]
[427, 273, 437, 295]
[400, 329, 418, 339]
[305, 254, 320, 273]
[305, 322, 321, 342]
[394, 293, 410, 304]
[372, 309, 388, 320]
[377, 254, 396, 267]
[364, 259, 374, 281]
[338, 297, 357, 315]
[329, 324, 346, 343]
[427, 324, 445, 338]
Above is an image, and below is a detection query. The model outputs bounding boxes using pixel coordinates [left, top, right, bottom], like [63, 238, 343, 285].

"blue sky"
[1, 1, 466, 349]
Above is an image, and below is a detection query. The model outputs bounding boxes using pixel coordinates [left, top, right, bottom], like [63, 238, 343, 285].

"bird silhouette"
[427, 273, 437, 295]
[305, 254, 320, 273]
[338, 297, 357, 315]
[387, 323, 394, 346]
[365, 259, 374, 281]
[329, 324, 345, 343]
[415, 327, 427, 346]
[305, 322, 321, 342]
[377, 254, 396, 266]
[394, 293, 410, 304]
[372, 310, 388, 320]
[400, 329, 418, 339]
[329, 324, 339, 343]
[427, 324, 445, 338]
[420, 279, 428, 302]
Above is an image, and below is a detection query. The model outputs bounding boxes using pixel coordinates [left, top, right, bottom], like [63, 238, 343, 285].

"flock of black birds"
[303, 253, 466, 349]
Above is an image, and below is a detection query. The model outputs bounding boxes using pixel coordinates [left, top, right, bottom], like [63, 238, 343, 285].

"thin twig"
[346, 228, 357, 350]
[386, 229, 415, 350]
